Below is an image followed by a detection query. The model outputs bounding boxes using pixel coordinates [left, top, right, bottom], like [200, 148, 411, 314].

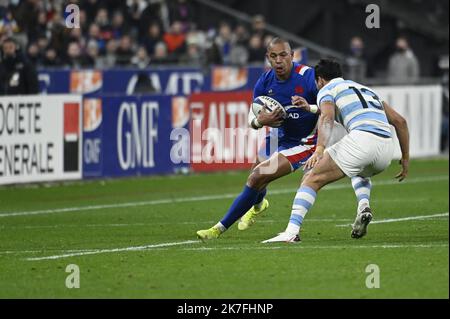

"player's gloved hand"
[257, 105, 285, 127]
[395, 158, 409, 182]
[291, 96, 311, 111]
[305, 146, 324, 169]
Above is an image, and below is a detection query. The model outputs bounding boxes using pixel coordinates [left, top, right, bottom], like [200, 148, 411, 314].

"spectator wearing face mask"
[345, 36, 367, 83]
[42, 47, 63, 67]
[64, 41, 92, 69]
[387, 36, 420, 85]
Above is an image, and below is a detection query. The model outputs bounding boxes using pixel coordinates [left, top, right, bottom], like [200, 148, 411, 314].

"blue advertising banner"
[83, 97, 103, 177]
[103, 68, 205, 95]
[38, 48, 309, 95]
[38, 66, 267, 96]
[82, 95, 174, 178]
[38, 69, 71, 94]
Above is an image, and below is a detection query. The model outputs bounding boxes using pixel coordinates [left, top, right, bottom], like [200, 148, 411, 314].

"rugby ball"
[251, 96, 286, 118]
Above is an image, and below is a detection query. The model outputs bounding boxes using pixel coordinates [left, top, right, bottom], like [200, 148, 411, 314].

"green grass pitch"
[0, 158, 448, 298]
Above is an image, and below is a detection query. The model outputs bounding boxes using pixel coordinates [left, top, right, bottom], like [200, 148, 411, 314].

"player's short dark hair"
[314, 59, 342, 81]
[267, 37, 291, 52]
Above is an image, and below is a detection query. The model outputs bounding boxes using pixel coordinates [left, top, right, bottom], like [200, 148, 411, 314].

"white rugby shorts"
[326, 130, 394, 178]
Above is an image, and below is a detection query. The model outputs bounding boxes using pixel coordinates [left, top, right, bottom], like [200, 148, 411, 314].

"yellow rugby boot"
[237, 199, 269, 231]
[196, 226, 222, 241]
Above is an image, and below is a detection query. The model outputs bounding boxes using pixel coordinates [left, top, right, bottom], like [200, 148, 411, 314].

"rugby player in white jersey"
[263, 59, 410, 243]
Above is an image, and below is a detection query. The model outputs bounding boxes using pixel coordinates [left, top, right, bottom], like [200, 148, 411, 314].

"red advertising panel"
[190, 91, 265, 172]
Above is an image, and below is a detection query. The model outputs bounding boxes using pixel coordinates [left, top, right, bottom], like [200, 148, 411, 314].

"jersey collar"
[323, 77, 344, 89]
[275, 62, 296, 83]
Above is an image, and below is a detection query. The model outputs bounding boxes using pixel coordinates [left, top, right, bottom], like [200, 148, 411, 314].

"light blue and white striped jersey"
[316, 77, 392, 138]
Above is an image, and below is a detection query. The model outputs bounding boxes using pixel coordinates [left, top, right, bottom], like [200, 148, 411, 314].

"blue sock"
[254, 188, 267, 208]
[220, 185, 260, 229]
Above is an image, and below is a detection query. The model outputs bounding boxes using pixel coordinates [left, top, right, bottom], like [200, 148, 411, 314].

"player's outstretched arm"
[305, 101, 335, 169]
[383, 101, 410, 181]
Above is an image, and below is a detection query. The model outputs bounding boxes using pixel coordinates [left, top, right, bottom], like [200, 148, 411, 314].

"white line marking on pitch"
[0, 218, 353, 230]
[0, 249, 97, 255]
[26, 240, 200, 261]
[336, 212, 449, 227]
[25, 238, 449, 261]
[183, 243, 449, 251]
[5, 211, 446, 231]
[1, 175, 447, 218]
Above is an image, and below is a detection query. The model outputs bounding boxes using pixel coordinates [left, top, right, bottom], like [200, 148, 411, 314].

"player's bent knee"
[247, 171, 268, 190]
[303, 171, 327, 190]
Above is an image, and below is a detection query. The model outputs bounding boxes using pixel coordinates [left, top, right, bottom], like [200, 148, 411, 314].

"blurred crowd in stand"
[0, 0, 448, 152]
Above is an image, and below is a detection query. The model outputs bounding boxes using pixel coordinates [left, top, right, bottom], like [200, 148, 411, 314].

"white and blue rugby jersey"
[316, 77, 392, 138]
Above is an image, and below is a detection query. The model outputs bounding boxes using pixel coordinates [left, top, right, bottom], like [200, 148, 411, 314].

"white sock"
[285, 186, 317, 235]
[351, 176, 372, 214]
[214, 222, 226, 233]
[358, 198, 370, 213]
